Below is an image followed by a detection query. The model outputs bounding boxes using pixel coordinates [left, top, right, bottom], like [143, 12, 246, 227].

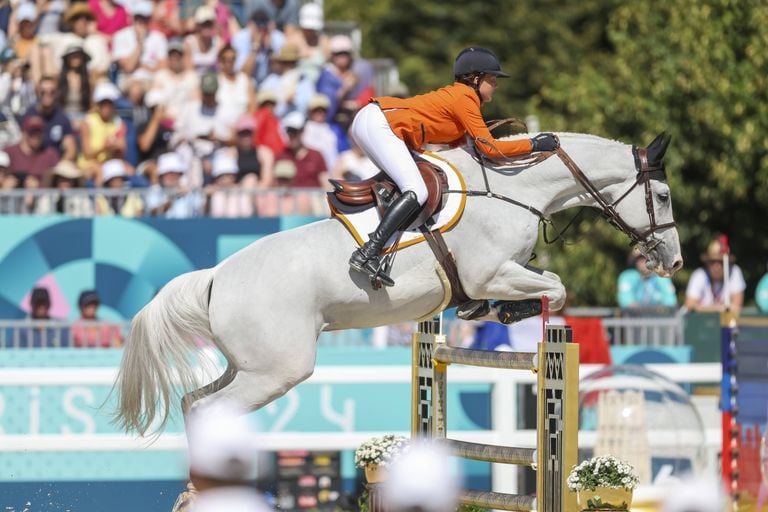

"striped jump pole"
[411, 315, 579, 512]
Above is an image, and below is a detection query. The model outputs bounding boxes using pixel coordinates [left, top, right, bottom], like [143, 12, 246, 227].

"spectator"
[149, 0, 182, 39]
[57, 43, 92, 126]
[0, 149, 20, 213]
[116, 75, 152, 167]
[206, 151, 253, 218]
[684, 238, 746, 315]
[260, 42, 313, 118]
[32, 3, 110, 84]
[35, 160, 93, 215]
[232, 9, 284, 86]
[617, 248, 677, 311]
[251, 89, 285, 156]
[275, 111, 327, 188]
[177, 400, 269, 512]
[316, 35, 375, 122]
[94, 159, 144, 217]
[184, 5, 222, 75]
[244, 0, 299, 36]
[757, 263, 768, 313]
[88, 0, 129, 39]
[0, 46, 35, 117]
[294, 2, 327, 83]
[15, 286, 71, 348]
[302, 93, 338, 170]
[6, 114, 59, 182]
[146, 151, 205, 218]
[36, 0, 66, 36]
[79, 81, 125, 183]
[149, 38, 200, 124]
[72, 290, 123, 348]
[111, 1, 168, 85]
[233, 115, 274, 189]
[216, 44, 253, 123]
[137, 89, 173, 168]
[329, 103, 356, 154]
[0, 47, 18, 110]
[24, 76, 77, 161]
[9, 2, 37, 63]
[333, 128, 379, 181]
[0, 108, 21, 150]
[175, 72, 232, 155]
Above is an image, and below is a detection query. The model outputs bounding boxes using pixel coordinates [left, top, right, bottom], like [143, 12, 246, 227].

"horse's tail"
[114, 267, 216, 436]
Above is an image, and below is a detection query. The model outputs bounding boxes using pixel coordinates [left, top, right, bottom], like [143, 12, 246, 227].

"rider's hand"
[530, 133, 560, 152]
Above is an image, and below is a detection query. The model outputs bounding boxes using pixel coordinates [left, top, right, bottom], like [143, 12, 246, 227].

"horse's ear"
[647, 132, 671, 164]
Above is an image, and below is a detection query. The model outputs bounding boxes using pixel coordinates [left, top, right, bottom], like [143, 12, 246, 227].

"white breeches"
[350, 103, 428, 205]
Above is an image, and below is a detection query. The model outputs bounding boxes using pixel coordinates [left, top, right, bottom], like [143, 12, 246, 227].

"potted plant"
[354, 434, 409, 483]
[567, 455, 639, 511]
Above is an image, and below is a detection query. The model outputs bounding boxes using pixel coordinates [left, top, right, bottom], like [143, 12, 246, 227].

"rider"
[348, 47, 560, 286]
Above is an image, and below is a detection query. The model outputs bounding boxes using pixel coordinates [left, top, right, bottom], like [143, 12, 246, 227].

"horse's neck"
[456, 134, 634, 216]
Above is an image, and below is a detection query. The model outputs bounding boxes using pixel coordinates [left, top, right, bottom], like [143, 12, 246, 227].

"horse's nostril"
[672, 258, 683, 272]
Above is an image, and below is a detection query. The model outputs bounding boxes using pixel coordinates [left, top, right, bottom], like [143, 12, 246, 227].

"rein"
[445, 138, 674, 250]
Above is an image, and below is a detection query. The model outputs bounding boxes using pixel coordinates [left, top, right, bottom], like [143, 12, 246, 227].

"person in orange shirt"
[348, 47, 559, 286]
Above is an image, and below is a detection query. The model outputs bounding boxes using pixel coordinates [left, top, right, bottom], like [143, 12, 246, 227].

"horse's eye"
[657, 192, 670, 202]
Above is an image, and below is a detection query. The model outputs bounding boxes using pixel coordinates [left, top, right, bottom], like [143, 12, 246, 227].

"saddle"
[328, 160, 449, 227]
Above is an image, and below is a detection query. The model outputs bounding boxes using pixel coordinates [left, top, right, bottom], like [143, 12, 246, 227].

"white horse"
[116, 132, 683, 435]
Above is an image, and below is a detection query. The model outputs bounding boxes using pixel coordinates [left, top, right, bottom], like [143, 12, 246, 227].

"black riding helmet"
[453, 47, 510, 79]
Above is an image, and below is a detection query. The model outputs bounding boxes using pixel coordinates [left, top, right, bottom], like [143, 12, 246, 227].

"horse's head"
[610, 133, 683, 276]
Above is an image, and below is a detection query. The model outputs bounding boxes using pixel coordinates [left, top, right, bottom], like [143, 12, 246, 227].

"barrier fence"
[411, 316, 580, 512]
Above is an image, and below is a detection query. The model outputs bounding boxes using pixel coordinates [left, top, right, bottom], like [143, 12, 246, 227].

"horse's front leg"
[460, 262, 566, 323]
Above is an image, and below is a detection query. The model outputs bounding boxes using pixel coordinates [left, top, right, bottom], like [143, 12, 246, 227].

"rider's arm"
[453, 94, 533, 159]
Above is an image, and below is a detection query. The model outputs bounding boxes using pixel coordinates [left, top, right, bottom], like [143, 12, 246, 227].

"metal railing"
[0, 187, 333, 218]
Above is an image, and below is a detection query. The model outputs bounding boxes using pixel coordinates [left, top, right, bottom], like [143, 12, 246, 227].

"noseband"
[554, 146, 676, 252]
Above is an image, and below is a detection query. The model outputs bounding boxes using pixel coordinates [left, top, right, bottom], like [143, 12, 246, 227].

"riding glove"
[530, 133, 560, 152]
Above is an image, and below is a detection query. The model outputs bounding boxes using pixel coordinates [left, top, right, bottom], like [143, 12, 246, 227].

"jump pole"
[411, 315, 579, 512]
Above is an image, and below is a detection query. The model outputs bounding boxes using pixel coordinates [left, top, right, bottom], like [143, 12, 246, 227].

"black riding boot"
[349, 190, 422, 286]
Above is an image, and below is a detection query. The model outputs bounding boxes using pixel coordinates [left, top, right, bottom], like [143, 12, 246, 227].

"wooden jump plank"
[459, 490, 536, 511]
[433, 345, 537, 371]
[442, 438, 536, 466]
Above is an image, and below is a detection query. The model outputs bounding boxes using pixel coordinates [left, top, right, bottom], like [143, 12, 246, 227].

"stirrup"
[457, 299, 490, 321]
[495, 299, 542, 325]
[350, 255, 395, 288]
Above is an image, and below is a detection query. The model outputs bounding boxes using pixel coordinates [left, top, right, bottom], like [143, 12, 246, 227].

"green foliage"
[325, 0, 768, 305]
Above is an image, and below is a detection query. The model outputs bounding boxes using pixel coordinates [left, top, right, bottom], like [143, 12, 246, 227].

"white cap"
[298, 2, 323, 31]
[101, 159, 127, 184]
[93, 81, 120, 103]
[0, 150, 9, 167]
[186, 400, 259, 481]
[194, 5, 216, 24]
[157, 152, 185, 175]
[212, 154, 238, 178]
[16, 2, 38, 22]
[329, 35, 354, 54]
[130, 0, 153, 18]
[384, 442, 461, 512]
[282, 111, 305, 131]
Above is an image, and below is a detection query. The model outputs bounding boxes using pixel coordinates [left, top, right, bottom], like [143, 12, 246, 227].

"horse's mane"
[498, 132, 629, 147]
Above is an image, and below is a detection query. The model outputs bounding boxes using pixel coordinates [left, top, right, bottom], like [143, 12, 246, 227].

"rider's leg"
[347, 103, 427, 286]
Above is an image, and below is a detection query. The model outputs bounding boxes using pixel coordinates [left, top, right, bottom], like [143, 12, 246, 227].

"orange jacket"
[374, 82, 533, 159]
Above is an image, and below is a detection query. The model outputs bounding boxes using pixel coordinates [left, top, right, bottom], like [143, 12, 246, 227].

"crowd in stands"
[0, 0, 387, 217]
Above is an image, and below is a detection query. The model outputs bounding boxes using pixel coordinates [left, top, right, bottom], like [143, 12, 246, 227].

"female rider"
[349, 47, 559, 286]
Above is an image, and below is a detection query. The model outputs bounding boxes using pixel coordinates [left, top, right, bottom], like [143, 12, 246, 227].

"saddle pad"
[329, 152, 467, 253]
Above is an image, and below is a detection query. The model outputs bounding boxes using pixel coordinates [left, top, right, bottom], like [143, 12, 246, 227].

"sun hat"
[256, 89, 277, 106]
[52, 160, 84, 180]
[329, 35, 354, 54]
[157, 152, 185, 176]
[101, 159, 127, 184]
[282, 111, 305, 131]
[63, 43, 91, 61]
[64, 3, 95, 25]
[16, 2, 38, 23]
[129, 0, 153, 18]
[194, 5, 215, 24]
[235, 115, 257, 133]
[308, 94, 330, 111]
[272, 43, 300, 62]
[212, 154, 238, 178]
[167, 38, 185, 54]
[298, 2, 323, 31]
[186, 400, 260, 481]
[93, 81, 120, 103]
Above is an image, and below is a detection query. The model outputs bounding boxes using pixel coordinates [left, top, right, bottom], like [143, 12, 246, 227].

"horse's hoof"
[495, 299, 542, 325]
[457, 299, 491, 320]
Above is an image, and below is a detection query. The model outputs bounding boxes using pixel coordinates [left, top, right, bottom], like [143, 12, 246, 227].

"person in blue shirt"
[617, 248, 677, 310]
[756, 263, 768, 313]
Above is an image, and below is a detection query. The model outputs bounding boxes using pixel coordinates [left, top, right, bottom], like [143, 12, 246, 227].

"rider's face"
[478, 74, 497, 103]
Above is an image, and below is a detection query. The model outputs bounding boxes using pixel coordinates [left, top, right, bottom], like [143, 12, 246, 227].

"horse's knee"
[542, 270, 562, 283]
[548, 282, 567, 311]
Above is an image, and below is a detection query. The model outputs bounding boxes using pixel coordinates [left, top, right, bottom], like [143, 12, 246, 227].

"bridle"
[451, 133, 675, 252]
[554, 145, 676, 251]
